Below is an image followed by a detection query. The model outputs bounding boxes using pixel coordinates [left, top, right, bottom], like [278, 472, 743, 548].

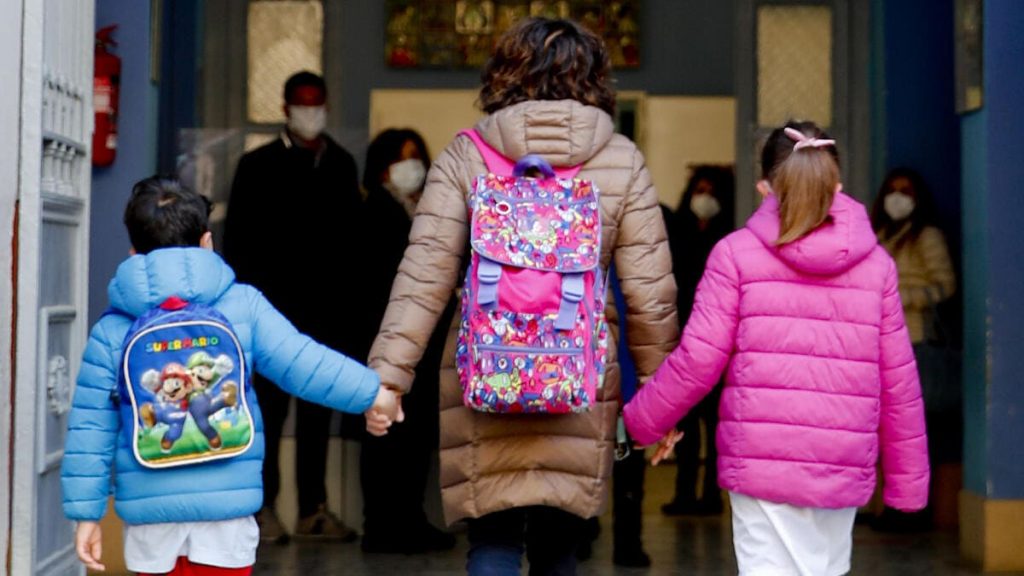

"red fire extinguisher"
[93, 25, 120, 167]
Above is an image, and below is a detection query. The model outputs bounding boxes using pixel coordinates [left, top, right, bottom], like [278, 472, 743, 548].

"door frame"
[735, 0, 872, 224]
[0, 0, 26, 573]
[10, 0, 94, 573]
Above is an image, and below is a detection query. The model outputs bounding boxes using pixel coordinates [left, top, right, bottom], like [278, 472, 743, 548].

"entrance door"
[735, 0, 871, 221]
[10, 0, 95, 574]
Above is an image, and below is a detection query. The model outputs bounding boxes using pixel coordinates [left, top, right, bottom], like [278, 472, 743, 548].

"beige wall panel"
[370, 91, 736, 213]
[370, 89, 483, 159]
[645, 96, 736, 209]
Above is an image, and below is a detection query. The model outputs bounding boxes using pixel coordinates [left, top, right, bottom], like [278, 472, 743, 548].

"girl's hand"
[75, 521, 105, 571]
[650, 430, 685, 466]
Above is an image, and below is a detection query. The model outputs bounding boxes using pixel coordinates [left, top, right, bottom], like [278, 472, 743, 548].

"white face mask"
[387, 158, 426, 197]
[883, 192, 916, 221]
[287, 105, 326, 140]
[690, 193, 721, 221]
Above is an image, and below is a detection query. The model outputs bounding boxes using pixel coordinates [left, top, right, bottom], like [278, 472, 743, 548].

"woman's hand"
[650, 430, 685, 466]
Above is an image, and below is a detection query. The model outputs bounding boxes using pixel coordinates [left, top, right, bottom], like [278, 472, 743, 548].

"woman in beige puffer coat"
[368, 18, 678, 574]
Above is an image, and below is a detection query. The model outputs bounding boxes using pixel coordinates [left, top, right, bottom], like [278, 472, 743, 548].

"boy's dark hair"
[283, 71, 327, 102]
[124, 176, 212, 255]
[479, 18, 616, 116]
[362, 128, 431, 191]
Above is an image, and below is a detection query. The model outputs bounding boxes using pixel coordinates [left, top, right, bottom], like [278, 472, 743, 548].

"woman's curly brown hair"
[479, 18, 616, 116]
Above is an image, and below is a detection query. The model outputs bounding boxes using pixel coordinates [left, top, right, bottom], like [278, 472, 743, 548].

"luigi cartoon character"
[185, 351, 239, 450]
[139, 363, 194, 452]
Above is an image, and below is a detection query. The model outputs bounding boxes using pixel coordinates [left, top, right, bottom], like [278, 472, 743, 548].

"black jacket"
[223, 132, 364, 354]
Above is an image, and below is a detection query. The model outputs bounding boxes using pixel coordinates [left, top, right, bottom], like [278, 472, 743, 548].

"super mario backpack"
[456, 129, 609, 414]
[116, 296, 255, 468]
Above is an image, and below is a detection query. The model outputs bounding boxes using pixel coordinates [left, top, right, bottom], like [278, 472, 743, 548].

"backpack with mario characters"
[117, 296, 254, 468]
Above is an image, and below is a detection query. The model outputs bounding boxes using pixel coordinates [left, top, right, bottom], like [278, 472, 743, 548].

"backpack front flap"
[457, 147, 608, 414]
[120, 298, 255, 468]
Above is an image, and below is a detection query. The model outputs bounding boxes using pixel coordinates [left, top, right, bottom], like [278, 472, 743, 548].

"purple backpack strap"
[458, 129, 583, 178]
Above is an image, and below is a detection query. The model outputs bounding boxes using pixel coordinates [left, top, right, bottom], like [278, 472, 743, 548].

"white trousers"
[730, 492, 857, 576]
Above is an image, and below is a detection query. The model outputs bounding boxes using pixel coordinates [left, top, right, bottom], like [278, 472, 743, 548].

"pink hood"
[624, 192, 930, 511]
[746, 192, 879, 275]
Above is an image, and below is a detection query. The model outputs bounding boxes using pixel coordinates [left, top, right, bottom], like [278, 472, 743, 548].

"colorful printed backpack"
[117, 296, 255, 468]
[456, 129, 609, 414]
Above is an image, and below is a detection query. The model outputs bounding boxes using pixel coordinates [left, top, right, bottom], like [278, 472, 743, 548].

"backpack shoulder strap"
[458, 129, 583, 179]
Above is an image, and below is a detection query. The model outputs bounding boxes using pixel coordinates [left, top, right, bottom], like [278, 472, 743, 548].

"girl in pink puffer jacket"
[624, 121, 929, 576]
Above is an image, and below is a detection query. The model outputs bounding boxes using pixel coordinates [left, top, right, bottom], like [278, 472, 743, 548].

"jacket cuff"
[368, 361, 414, 394]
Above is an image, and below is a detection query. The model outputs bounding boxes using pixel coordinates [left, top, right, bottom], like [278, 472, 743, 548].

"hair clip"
[784, 127, 835, 151]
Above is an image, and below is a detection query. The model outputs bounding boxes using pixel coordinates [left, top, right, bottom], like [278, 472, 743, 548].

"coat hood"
[473, 99, 616, 167]
[746, 191, 878, 276]
[108, 247, 236, 318]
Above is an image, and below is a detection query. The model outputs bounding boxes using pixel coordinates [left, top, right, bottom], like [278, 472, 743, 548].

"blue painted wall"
[90, 0, 160, 324]
[880, 0, 962, 263]
[961, 0, 1024, 499]
[979, 0, 1024, 499]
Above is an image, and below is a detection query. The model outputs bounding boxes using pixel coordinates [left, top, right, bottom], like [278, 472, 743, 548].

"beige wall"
[369, 90, 736, 211]
[644, 96, 736, 209]
[370, 89, 483, 159]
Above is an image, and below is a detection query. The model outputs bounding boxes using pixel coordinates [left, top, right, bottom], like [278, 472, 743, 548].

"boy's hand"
[372, 385, 404, 422]
[364, 386, 405, 436]
[75, 521, 105, 571]
[365, 409, 392, 437]
[650, 430, 685, 466]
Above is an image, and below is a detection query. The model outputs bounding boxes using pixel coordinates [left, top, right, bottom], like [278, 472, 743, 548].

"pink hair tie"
[784, 127, 835, 151]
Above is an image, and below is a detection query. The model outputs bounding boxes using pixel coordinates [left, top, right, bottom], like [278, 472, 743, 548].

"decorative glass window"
[247, 0, 324, 124]
[757, 5, 833, 128]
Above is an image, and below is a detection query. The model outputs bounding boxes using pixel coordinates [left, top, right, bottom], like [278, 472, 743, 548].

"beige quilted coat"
[878, 224, 956, 343]
[368, 99, 679, 524]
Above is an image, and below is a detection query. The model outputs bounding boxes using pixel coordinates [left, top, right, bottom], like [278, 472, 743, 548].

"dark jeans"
[467, 507, 587, 576]
[255, 373, 332, 519]
[360, 372, 437, 536]
[612, 446, 647, 551]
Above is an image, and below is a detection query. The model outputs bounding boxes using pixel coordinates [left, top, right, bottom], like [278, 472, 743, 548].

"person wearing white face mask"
[223, 71, 365, 544]
[659, 165, 736, 519]
[870, 167, 957, 533]
[358, 128, 457, 554]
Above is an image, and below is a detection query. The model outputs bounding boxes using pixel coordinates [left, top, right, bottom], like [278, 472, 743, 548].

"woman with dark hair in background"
[870, 167, 957, 531]
[661, 165, 735, 517]
[359, 128, 456, 554]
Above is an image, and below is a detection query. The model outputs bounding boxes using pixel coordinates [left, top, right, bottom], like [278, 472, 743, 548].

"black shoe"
[613, 546, 652, 568]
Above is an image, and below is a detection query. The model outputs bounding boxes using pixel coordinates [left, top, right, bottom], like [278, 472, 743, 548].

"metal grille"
[757, 5, 833, 128]
[247, 0, 324, 124]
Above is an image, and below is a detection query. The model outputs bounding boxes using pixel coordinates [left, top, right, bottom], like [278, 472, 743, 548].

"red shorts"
[138, 556, 252, 576]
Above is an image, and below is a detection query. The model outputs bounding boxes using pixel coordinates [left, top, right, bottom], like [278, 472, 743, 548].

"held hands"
[364, 385, 405, 437]
[649, 430, 685, 466]
[75, 521, 105, 571]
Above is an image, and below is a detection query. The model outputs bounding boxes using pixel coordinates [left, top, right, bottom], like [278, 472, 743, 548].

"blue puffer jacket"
[61, 248, 380, 524]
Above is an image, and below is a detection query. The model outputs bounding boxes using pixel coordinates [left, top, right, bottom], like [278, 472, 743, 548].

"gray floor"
[253, 465, 1019, 575]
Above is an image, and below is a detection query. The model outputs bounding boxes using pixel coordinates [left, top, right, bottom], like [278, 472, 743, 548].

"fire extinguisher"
[93, 25, 120, 167]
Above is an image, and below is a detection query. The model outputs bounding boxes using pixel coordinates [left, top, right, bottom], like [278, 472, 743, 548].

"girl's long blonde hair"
[761, 121, 840, 245]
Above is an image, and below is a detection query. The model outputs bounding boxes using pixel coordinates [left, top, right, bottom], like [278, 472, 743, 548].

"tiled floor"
[253, 465, 1020, 575]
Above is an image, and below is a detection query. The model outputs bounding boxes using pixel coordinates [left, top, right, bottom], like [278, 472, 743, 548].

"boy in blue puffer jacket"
[61, 177, 399, 575]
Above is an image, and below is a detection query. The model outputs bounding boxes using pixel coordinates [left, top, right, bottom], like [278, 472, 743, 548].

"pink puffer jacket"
[624, 191, 929, 511]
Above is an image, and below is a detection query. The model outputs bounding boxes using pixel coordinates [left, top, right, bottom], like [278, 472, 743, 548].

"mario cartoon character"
[186, 351, 239, 450]
[139, 363, 193, 452]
